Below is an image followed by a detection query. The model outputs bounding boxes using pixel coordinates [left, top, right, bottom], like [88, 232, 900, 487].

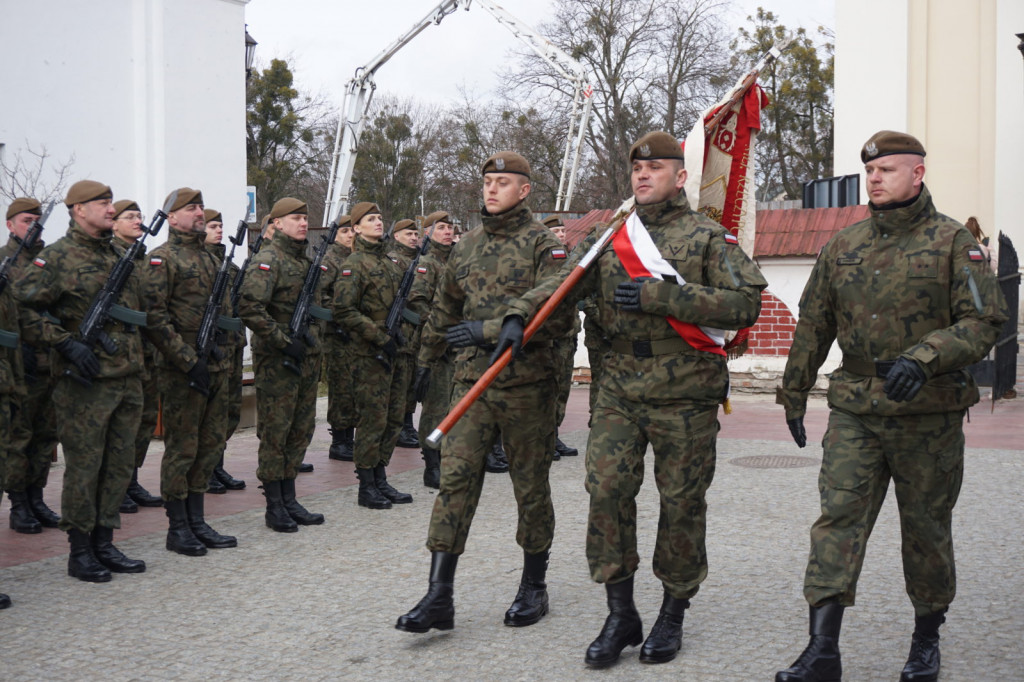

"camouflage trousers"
[134, 363, 159, 469]
[804, 408, 965, 616]
[158, 366, 229, 500]
[427, 378, 557, 556]
[225, 344, 243, 441]
[401, 351, 418, 417]
[350, 352, 405, 470]
[54, 375, 142, 533]
[418, 354, 454, 444]
[0, 394, 12, 490]
[586, 389, 719, 600]
[5, 371, 57, 492]
[254, 349, 320, 482]
[583, 324, 608, 423]
[552, 336, 576, 428]
[324, 335, 357, 430]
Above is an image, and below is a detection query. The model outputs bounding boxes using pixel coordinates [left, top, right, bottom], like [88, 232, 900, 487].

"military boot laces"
[7, 491, 42, 534]
[213, 463, 245, 490]
[165, 499, 208, 555]
[900, 611, 945, 682]
[27, 486, 61, 526]
[356, 468, 392, 509]
[776, 602, 844, 682]
[373, 464, 412, 504]
[91, 526, 146, 573]
[397, 413, 420, 448]
[262, 481, 298, 532]
[67, 528, 112, 583]
[639, 594, 689, 664]
[281, 478, 324, 525]
[504, 551, 549, 627]
[585, 578, 644, 669]
[329, 427, 354, 461]
[186, 492, 237, 548]
[126, 469, 163, 506]
[396, 552, 458, 633]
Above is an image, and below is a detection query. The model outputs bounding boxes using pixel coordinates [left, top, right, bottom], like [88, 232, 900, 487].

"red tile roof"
[754, 205, 869, 258]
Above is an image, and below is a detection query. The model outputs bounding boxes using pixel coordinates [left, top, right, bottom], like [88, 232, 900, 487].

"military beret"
[165, 187, 204, 213]
[423, 210, 451, 228]
[112, 200, 141, 220]
[269, 197, 307, 221]
[6, 197, 41, 220]
[65, 180, 113, 207]
[260, 214, 270, 230]
[203, 208, 223, 224]
[542, 215, 564, 229]
[629, 131, 685, 162]
[392, 218, 416, 234]
[482, 151, 530, 178]
[336, 214, 352, 228]
[351, 202, 380, 225]
[861, 130, 926, 163]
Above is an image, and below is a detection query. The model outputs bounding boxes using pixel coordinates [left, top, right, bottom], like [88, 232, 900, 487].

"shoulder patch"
[341, 268, 352, 277]
[723, 233, 739, 245]
[32, 258, 46, 268]
[967, 249, 985, 262]
[836, 257, 862, 265]
[149, 257, 163, 266]
[320, 264, 328, 271]
[551, 248, 567, 260]
[389, 257, 400, 264]
[258, 263, 271, 271]
[416, 266, 428, 274]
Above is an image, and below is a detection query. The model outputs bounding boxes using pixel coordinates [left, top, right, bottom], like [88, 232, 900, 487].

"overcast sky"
[244, 0, 835, 108]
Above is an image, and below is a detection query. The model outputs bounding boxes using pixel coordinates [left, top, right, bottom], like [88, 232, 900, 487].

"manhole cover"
[729, 455, 820, 469]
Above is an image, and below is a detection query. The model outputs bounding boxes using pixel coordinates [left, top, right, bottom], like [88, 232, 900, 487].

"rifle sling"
[0, 328, 18, 349]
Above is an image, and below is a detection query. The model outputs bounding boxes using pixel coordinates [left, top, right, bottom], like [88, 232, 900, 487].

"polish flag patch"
[320, 264, 328, 271]
[341, 269, 352, 277]
[258, 263, 271, 271]
[32, 258, 46, 267]
[149, 257, 163, 266]
[967, 249, 984, 262]
[724, 233, 739, 245]
[551, 248, 567, 259]
[416, 266, 427, 274]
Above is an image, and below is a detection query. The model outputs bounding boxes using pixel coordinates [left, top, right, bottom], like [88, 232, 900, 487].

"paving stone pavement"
[2, 404, 1023, 680]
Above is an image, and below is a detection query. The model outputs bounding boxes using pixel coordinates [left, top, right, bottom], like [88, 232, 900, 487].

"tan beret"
[351, 202, 380, 226]
[482, 151, 530, 178]
[336, 213, 352, 228]
[269, 197, 307, 221]
[165, 187, 203, 213]
[391, 219, 417, 235]
[203, 208, 223, 224]
[423, 210, 451, 228]
[861, 130, 926, 163]
[112, 200, 141, 220]
[65, 180, 113, 207]
[629, 131, 684, 162]
[542, 215, 564, 229]
[6, 197, 41, 220]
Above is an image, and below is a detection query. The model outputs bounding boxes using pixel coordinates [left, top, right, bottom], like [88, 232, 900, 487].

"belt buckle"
[633, 340, 653, 358]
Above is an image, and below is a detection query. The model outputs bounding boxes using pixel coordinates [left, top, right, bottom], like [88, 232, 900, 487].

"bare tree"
[0, 143, 76, 205]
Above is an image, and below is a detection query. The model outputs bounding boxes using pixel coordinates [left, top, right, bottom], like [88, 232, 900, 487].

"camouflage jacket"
[777, 185, 1007, 419]
[205, 241, 245, 351]
[237, 234, 322, 356]
[332, 235, 402, 357]
[507, 191, 765, 405]
[0, 286, 25, 396]
[408, 239, 454, 365]
[112, 235, 158, 373]
[14, 222, 146, 380]
[388, 240, 421, 356]
[143, 230, 232, 374]
[419, 203, 575, 389]
[1, 234, 50, 372]
[320, 241, 352, 341]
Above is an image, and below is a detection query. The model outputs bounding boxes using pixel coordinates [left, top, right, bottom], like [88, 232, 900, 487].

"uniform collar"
[206, 242, 226, 259]
[112, 235, 145, 258]
[354, 234, 386, 255]
[6, 233, 45, 254]
[393, 241, 419, 259]
[635, 189, 692, 227]
[68, 221, 114, 248]
[480, 202, 532, 236]
[272, 234, 310, 257]
[329, 242, 351, 259]
[430, 240, 454, 261]
[869, 185, 935, 234]
[168, 229, 206, 247]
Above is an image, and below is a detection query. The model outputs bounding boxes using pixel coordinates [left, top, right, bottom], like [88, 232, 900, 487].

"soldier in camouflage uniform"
[322, 214, 357, 462]
[396, 151, 574, 635]
[143, 189, 237, 556]
[15, 180, 148, 582]
[389, 218, 423, 449]
[500, 133, 767, 667]
[237, 197, 324, 532]
[3, 198, 61, 533]
[542, 214, 580, 459]
[408, 210, 457, 489]
[774, 132, 1007, 682]
[332, 202, 413, 509]
[111, 200, 163, 512]
[203, 208, 246, 494]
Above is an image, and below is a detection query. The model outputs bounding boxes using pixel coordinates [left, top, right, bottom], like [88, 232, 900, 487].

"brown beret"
[629, 131, 685, 162]
[482, 151, 530, 178]
[269, 197, 307, 221]
[423, 210, 451, 228]
[336, 214, 352, 228]
[112, 200, 141, 220]
[65, 180, 113, 207]
[861, 130, 926, 163]
[351, 202, 380, 226]
[203, 208, 223, 224]
[542, 215, 564, 229]
[392, 218, 416, 234]
[165, 187, 204, 213]
[6, 197, 41, 220]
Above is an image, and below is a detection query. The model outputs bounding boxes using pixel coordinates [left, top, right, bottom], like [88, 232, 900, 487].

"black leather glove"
[381, 337, 398, 360]
[787, 417, 807, 448]
[489, 315, 525, 366]
[413, 366, 431, 402]
[282, 337, 306, 364]
[445, 320, 486, 348]
[21, 342, 38, 381]
[56, 338, 100, 379]
[883, 357, 928, 402]
[613, 277, 655, 312]
[187, 358, 210, 395]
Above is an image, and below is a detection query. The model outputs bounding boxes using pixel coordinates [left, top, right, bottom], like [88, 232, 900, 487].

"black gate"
[992, 232, 1020, 399]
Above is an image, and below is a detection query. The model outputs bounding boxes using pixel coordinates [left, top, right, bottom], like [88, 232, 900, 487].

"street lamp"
[245, 25, 258, 80]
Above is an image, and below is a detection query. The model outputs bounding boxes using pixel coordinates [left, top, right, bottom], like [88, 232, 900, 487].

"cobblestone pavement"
[2, 394, 1023, 680]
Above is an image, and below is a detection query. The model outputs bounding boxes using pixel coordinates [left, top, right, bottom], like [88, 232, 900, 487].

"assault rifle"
[189, 216, 248, 395]
[376, 221, 432, 370]
[282, 220, 341, 375]
[230, 223, 266, 314]
[65, 191, 176, 386]
[0, 201, 53, 299]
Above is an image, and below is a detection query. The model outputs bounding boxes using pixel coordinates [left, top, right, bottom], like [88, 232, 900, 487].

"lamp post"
[245, 26, 258, 80]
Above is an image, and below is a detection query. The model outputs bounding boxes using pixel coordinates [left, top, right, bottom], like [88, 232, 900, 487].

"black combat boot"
[776, 601, 845, 682]
[120, 492, 139, 513]
[91, 526, 146, 573]
[186, 492, 237, 548]
[422, 448, 440, 489]
[584, 576, 644, 668]
[554, 430, 578, 457]
[396, 551, 459, 632]
[7, 491, 42, 534]
[504, 550, 550, 627]
[206, 473, 227, 494]
[374, 464, 412, 504]
[298, 461, 314, 473]
[639, 591, 690, 664]
[357, 468, 392, 509]
[900, 610, 946, 682]
[329, 427, 354, 461]
[213, 457, 245, 490]
[262, 480, 298, 533]
[485, 440, 509, 473]
[67, 528, 112, 583]
[0, 592, 10, 609]
[164, 499, 208, 556]
[280, 477, 324, 525]
[397, 412, 420, 448]
[26, 486, 61, 526]
[125, 469, 162, 506]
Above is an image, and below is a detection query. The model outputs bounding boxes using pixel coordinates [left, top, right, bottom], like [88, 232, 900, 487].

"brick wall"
[746, 290, 797, 356]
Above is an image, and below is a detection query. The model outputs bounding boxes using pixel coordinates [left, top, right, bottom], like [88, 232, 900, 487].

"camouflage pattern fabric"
[552, 333, 577, 428]
[157, 368, 229, 498]
[408, 239, 454, 441]
[347, 353, 405, 469]
[0, 285, 25, 492]
[206, 242, 245, 449]
[417, 354, 454, 444]
[321, 242, 358, 431]
[581, 298, 609, 420]
[389, 240, 422, 415]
